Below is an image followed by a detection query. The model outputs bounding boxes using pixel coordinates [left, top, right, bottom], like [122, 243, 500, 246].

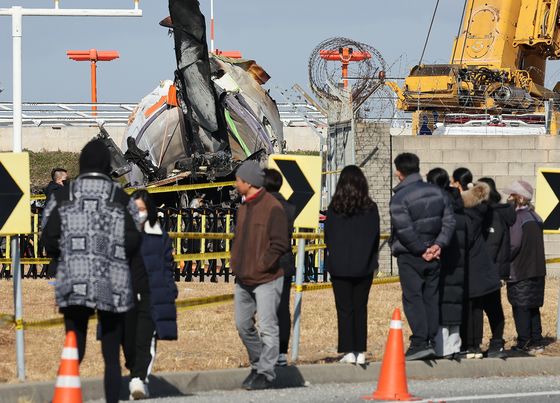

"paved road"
[94, 375, 560, 402]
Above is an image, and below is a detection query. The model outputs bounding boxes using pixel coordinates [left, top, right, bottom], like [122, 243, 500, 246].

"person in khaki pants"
[231, 161, 290, 390]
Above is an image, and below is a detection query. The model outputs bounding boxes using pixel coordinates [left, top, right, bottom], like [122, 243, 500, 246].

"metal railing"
[0, 101, 327, 128]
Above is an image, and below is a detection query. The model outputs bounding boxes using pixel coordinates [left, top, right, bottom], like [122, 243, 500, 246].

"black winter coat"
[507, 208, 546, 308]
[270, 192, 296, 277]
[439, 188, 467, 326]
[461, 183, 500, 298]
[140, 222, 178, 340]
[325, 204, 380, 278]
[482, 203, 516, 279]
[389, 173, 456, 256]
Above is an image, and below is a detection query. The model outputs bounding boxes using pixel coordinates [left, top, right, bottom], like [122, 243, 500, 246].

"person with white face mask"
[124, 190, 178, 400]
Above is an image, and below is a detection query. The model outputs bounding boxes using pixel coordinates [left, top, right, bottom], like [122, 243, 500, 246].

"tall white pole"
[12, 7, 22, 153]
[11, 6, 25, 382]
[0, 2, 143, 383]
[210, 0, 215, 53]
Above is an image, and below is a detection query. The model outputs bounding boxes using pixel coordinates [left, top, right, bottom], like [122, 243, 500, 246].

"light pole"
[67, 49, 120, 114]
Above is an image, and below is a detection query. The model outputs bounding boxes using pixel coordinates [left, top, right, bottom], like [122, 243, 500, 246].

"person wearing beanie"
[504, 180, 547, 355]
[41, 139, 140, 403]
[231, 160, 290, 390]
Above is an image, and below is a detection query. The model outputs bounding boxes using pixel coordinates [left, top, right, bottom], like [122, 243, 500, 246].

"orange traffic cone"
[363, 308, 417, 401]
[53, 330, 83, 403]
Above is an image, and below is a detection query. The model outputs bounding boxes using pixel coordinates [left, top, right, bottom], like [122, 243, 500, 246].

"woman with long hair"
[451, 168, 503, 359]
[324, 165, 380, 365]
[426, 168, 466, 359]
[125, 190, 178, 399]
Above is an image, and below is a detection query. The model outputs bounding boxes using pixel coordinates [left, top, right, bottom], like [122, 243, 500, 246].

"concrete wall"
[0, 127, 126, 152]
[0, 126, 322, 153]
[355, 122, 393, 273]
[283, 126, 322, 152]
[392, 135, 560, 268]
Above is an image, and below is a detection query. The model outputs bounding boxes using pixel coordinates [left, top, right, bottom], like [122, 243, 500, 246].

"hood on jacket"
[461, 181, 490, 209]
[79, 139, 112, 175]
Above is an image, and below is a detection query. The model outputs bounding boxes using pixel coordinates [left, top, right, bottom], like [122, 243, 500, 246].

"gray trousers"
[235, 276, 283, 381]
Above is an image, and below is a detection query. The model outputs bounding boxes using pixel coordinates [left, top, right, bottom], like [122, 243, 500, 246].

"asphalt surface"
[89, 375, 560, 403]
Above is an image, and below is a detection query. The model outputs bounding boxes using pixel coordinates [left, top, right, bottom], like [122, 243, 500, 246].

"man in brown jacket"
[231, 160, 290, 390]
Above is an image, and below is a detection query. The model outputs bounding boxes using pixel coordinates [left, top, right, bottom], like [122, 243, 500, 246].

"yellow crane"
[388, 0, 560, 134]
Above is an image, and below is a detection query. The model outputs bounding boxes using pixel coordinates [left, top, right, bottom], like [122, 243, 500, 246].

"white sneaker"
[339, 352, 356, 364]
[129, 377, 147, 400]
[276, 353, 288, 367]
[355, 352, 366, 365]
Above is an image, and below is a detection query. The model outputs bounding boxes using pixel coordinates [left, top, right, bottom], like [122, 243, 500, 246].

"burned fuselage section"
[115, 0, 283, 187]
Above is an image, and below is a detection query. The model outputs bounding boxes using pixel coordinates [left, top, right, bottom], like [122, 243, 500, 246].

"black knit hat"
[79, 139, 111, 175]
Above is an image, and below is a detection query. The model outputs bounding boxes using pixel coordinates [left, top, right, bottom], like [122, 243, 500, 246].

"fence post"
[12, 235, 25, 380]
[291, 238, 306, 362]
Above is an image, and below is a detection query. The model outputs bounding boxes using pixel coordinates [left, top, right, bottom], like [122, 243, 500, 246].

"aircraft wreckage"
[101, 0, 283, 205]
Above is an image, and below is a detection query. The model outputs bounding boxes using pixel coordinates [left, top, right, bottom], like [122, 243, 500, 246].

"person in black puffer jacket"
[504, 180, 546, 354]
[427, 168, 467, 359]
[452, 168, 505, 359]
[478, 177, 516, 280]
[325, 165, 380, 366]
[390, 153, 455, 361]
[263, 169, 296, 368]
[125, 190, 178, 400]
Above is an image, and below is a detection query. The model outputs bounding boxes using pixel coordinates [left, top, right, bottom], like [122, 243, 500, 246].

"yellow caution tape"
[126, 181, 236, 195]
[31, 194, 46, 201]
[546, 257, 560, 264]
[293, 276, 400, 293]
[168, 232, 234, 240]
[0, 276, 402, 329]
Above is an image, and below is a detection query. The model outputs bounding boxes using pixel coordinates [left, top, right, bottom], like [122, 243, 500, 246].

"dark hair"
[329, 165, 375, 216]
[426, 167, 450, 189]
[478, 177, 502, 203]
[263, 168, 283, 192]
[394, 153, 420, 176]
[131, 189, 158, 227]
[452, 167, 473, 191]
[51, 167, 67, 181]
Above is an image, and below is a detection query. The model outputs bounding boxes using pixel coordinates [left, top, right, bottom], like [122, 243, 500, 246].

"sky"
[2, 1, 560, 104]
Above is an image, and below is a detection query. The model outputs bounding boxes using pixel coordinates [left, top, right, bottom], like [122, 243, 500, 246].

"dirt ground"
[0, 278, 559, 384]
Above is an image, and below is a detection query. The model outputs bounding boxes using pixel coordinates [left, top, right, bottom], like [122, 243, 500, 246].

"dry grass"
[27, 151, 79, 193]
[0, 278, 559, 383]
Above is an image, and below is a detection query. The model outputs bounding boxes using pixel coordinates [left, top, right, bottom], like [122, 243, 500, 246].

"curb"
[2, 356, 560, 402]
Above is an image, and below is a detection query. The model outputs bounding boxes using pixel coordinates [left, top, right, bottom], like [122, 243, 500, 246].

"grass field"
[0, 277, 559, 383]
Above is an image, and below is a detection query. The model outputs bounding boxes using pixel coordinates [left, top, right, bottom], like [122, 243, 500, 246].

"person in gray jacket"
[390, 153, 455, 360]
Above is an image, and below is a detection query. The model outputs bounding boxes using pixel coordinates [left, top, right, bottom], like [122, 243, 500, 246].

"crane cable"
[418, 0, 441, 66]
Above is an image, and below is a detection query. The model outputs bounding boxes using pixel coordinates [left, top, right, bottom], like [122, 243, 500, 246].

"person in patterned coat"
[42, 139, 140, 403]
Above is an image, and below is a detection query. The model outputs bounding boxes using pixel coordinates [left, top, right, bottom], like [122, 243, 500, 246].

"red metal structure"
[319, 47, 371, 89]
[67, 49, 120, 113]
